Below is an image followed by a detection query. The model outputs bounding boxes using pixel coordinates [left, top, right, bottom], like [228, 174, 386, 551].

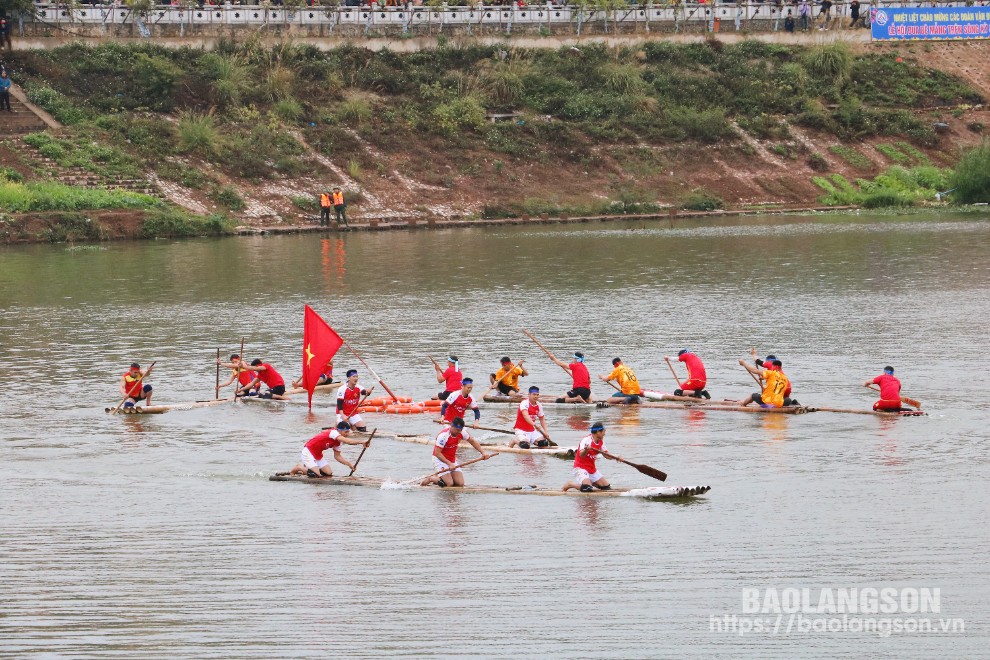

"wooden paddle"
[867, 385, 921, 409]
[110, 361, 156, 415]
[603, 451, 667, 482]
[215, 348, 220, 399]
[663, 356, 682, 388]
[522, 329, 572, 376]
[348, 428, 376, 476]
[398, 452, 497, 487]
[343, 338, 400, 403]
[432, 419, 515, 436]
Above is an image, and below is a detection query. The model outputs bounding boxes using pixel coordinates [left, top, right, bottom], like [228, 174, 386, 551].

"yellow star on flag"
[305, 343, 315, 367]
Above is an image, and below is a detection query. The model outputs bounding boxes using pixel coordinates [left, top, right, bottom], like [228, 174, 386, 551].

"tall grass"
[950, 142, 990, 203]
[177, 111, 221, 157]
[803, 43, 852, 84]
[0, 180, 160, 212]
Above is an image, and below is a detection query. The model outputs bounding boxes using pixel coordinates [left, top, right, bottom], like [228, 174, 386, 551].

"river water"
[1, 213, 988, 658]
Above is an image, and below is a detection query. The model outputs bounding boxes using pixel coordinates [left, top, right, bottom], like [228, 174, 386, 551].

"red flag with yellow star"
[302, 305, 344, 409]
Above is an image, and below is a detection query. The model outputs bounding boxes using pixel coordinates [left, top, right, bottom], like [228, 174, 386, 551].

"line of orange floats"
[354, 397, 443, 415]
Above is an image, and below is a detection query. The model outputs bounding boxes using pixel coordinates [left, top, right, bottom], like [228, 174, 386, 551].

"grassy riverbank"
[1, 39, 987, 237]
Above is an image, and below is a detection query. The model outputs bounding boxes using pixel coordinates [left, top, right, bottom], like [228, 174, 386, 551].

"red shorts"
[682, 379, 706, 391]
[873, 399, 902, 411]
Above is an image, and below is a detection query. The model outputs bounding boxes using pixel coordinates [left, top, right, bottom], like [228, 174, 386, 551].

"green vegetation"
[949, 142, 990, 204]
[139, 209, 234, 238]
[681, 189, 724, 211]
[829, 145, 873, 170]
[813, 166, 949, 208]
[0, 178, 160, 212]
[875, 143, 911, 165]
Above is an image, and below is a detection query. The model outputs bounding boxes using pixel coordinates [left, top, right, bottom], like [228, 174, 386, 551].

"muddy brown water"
[1, 212, 988, 657]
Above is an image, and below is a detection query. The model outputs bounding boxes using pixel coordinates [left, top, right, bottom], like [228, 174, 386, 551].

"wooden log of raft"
[269, 474, 711, 499]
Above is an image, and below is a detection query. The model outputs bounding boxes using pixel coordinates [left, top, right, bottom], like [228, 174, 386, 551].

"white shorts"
[573, 468, 603, 484]
[514, 429, 543, 444]
[301, 448, 329, 470]
[338, 413, 364, 427]
[433, 456, 461, 474]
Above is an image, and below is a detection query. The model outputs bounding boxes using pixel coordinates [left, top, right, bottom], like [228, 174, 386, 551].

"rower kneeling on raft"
[665, 349, 710, 399]
[217, 354, 259, 397]
[551, 350, 593, 404]
[510, 386, 552, 449]
[490, 356, 527, 397]
[562, 422, 625, 493]
[239, 359, 289, 400]
[737, 358, 790, 408]
[599, 357, 643, 404]
[864, 366, 908, 412]
[120, 362, 154, 408]
[423, 417, 495, 488]
[433, 355, 462, 401]
[290, 421, 369, 478]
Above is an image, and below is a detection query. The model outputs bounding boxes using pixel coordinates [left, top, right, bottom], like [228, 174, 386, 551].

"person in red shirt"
[217, 354, 259, 397]
[292, 358, 334, 389]
[550, 351, 593, 403]
[562, 422, 624, 492]
[864, 366, 904, 411]
[423, 417, 494, 487]
[665, 349, 710, 399]
[511, 386, 552, 448]
[439, 378, 480, 428]
[337, 369, 373, 431]
[433, 355, 463, 401]
[119, 362, 153, 408]
[289, 422, 369, 478]
[238, 359, 288, 399]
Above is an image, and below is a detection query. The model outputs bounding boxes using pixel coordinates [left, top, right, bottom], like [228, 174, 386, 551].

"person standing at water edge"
[332, 187, 347, 226]
[737, 358, 789, 408]
[240, 359, 289, 400]
[433, 355, 462, 401]
[120, 362, 153, 408]
[599, 357, 642, 404]
[337, 369, 372, 431]
[319, 191, 332, 227]
[864, 366, 904, 411]
[666, 349, 710, 399]
[440, 378, 480, 428]
[290, 422, 368, 478]
[217, 354, 259, 397]
[511, 386, 552, 448]
[551, 351, 593, 403]
[562, 422, 622, 493]
[423, 417, 494, 488]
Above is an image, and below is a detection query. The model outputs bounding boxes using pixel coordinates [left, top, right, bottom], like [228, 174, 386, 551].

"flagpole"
[342, 339, 399, 403]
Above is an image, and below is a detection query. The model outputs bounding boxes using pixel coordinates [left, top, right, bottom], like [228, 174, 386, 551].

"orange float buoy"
[363, 398, 389, 407]
[421, 400, 443, 408]
[392, 395, 413, 403]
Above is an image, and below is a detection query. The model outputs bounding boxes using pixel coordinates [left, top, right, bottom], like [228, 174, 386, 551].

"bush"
[803, 43, 851, 84]
[807, 153, 829, 172]
[431, 95, 486, 137]
[0, 180, 159, 212]
[681, 189, 724, 211]
[950, 142, 990, 203]
[272, 98, 304, 123]
[209, 185, 246, 211]
[139, 208, 233, 238]
[664, 106, 735, 143]
[177, 111, 221, 157]
[336, 97, 373, 125]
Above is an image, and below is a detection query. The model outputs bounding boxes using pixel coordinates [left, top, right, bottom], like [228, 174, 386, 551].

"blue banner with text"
[871, 6, 990, 41]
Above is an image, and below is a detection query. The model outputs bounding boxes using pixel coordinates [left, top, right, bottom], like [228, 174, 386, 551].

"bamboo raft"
[104, 397, 234, 414]
[269, 474, 710, 499]
[375, 431, 577, 458]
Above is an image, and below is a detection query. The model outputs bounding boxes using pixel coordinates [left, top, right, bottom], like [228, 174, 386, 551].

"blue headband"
[590, 422, 605, 432]
[462, 377, 473, 385]
[528, 386, 540, 393]
[346, 369, 358, 377]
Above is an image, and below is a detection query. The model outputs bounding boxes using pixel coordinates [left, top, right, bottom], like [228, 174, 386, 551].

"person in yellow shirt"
[598, 357, 642, 404]
[737, 358, 790, 408]
[490, 356, 527, 397]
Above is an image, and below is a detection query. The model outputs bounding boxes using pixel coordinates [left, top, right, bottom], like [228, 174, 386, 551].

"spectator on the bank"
[784, 9, 795, 32]
[799, 0, 810, 31]
[849, 0, 862, 27]
[0, 70, 12, 112]
[772, 0, 783, 31]
[817, 0, 832, 30]
[0, 18, 11, 52]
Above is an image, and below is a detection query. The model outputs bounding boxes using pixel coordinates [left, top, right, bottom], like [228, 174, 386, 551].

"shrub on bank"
[139, 208, 233, 238]
[950, 142, 990, 204]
